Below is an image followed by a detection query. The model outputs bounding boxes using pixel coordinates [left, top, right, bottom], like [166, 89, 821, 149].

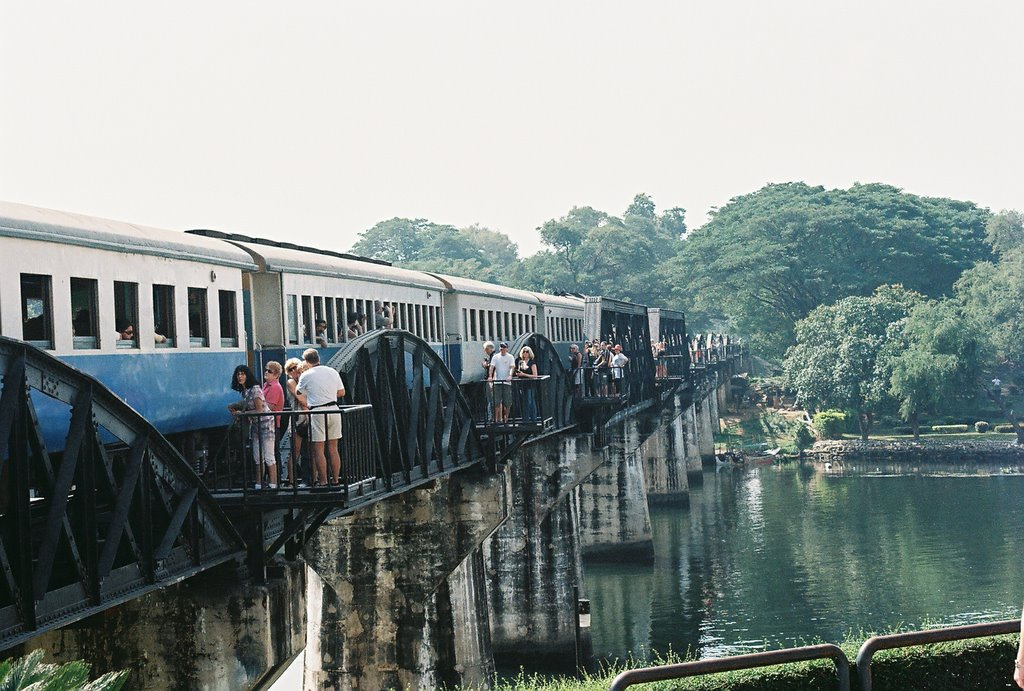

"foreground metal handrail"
[855, 618, 1019, 691]
[608, 643, 850, 691]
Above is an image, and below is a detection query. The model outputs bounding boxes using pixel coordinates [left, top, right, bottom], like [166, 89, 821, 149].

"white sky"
[2, 1, 1022, 258]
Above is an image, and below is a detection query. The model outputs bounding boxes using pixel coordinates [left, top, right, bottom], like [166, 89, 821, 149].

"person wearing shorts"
[488, 342, 516, 422]
[295, 348, 345, 486]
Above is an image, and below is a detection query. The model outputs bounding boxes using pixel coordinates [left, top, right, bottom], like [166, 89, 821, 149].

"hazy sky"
[2, 1, 1022, 258]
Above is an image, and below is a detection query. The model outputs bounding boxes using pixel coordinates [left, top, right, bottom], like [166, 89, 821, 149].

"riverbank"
[808, 438, 1024, 463]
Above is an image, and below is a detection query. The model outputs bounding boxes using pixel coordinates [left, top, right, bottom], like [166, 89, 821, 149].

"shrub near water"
[812, 410, 846, 440]
[931, 424, 971, 434]
[974, 421, 990, 433]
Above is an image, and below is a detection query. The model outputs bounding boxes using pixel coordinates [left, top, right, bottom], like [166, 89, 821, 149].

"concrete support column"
[717, 373, 730, 414]
[578, 418, 654, 561]
[641, 399, 690, 506]
[683, 402, 704, 485]
[483, 433, 607, 671]
[695, 396, 716, 465]
[303, 465, 505, 691]
[708, 374, 721, 436]
[24, 560, 307, 691]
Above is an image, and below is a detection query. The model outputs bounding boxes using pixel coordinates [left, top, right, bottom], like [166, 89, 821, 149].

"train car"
[188, 232, 448, 372]
[0, 201, 257, 442]
[648, 307, 691, 379]
[535, 292, 585, 362]
[583, 296, 655, 403]
[428, 273, 543, 384]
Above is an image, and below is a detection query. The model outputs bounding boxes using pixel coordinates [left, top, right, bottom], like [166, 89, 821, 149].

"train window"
[486, 311, 494, 341]
[70, 277, 98, 350]
[313, 297, 324, 341]
[152, 284, 176, 348]
[21, 273, 53, 349]
[467, 309, 475, 340]
[114, 281, 139, 348]
[325, 298, 336, 343]
[462, 308, 468, 339]
[530, 315, 536, 332]
[414, 305, 422, 338]
[518, 314, 524, 336]
[502, 312, 509, 340]
[286, 295, 299, 345]
[339, 300, 352, 339]
[430, 306, 438, 341]
[301, 296, 312, 343]
[187, 288, 209, 347]
[219, 290, 238, 347]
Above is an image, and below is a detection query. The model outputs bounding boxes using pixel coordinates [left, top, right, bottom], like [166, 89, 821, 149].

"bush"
[812, 410, 846, 440]
[931, 424, 970, 434]
[974, 421, 990, 433]
[995, 423, 1016, 433]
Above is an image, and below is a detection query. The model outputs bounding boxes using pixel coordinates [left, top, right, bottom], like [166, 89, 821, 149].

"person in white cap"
[488, 342, 516, 422]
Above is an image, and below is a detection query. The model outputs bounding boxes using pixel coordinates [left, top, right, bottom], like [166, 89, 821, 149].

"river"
[584, 460, 1024, 662]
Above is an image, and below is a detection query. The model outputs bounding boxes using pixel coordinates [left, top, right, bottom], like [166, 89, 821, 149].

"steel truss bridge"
[0, 331, 736, 651]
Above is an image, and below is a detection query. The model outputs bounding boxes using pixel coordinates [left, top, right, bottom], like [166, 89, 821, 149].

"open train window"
[187, 287, 209, 347]
[21, 273, 53, 349]
[219, 290, 238, 347]
[487, 311, 495, 341]
[325, 298, 336, 344]
[286, 295, 299, 345]
[113, 281, 138, 348]
[339, 298, 352, 341]
[152, 284, 176, 347]
[301, 296, 312, 344]
[70, 277, 98, 350]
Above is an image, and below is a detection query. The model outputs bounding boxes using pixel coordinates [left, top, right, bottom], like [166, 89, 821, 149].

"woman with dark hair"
[227, 364, 277, 489]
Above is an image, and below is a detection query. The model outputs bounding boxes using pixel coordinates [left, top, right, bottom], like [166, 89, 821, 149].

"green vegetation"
[0, 650, 128, 690]
[459, 632, 1017, 690]
[811, 411, 846, 440]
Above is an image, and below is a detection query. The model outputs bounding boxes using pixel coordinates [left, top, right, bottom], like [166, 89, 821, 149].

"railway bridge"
[0, 328, 744, 689]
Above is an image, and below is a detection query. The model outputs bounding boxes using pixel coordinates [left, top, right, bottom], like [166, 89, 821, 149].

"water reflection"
[584, 461, 1024, 662]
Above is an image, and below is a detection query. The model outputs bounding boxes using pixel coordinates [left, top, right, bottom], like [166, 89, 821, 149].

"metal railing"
[608, 643, 850, 691]
[575, 365, 628, 401]
[468, 376, 552, 426]
[202, 405, 375, 497]
[855, 618, 1019, 691]
[655, 354, 689, 380]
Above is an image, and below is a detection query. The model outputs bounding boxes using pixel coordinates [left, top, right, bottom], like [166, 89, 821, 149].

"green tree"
[350, 217, 429, 263]
[669, 182, 991, 359]
[985, 209, 1024, 255]
[0, 650, 128, 690]
[955, 247, 1024, 443]
[878, 300, 986, 439]
[784, 285, 921, 440]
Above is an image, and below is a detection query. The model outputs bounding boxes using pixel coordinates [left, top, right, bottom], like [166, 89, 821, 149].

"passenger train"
[0, 201, 594, 452]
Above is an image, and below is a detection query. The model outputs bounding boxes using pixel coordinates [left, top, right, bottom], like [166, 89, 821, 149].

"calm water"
[584, 461, 1024, 661]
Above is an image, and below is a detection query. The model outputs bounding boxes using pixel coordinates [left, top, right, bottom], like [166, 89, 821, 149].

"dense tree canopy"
[666, 183, 991, 359]
[784, 285, 921, 439]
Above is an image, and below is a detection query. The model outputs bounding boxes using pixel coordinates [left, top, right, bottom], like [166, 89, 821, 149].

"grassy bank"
[461, 631, 1018, 690]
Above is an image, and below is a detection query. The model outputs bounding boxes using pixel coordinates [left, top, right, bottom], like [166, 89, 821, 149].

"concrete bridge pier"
[683, 401, 704, 485]
[303, 464, 506, 690]
[641, 396, 691, 507]
[484, 433, 607, 672]
[695, 395, 716, 466]
[578, 415, 654, 562]
[21, 560, 307, 690]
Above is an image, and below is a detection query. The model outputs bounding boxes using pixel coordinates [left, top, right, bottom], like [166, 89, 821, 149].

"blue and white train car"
[0, 201, 257, 441]
[429, 274, 543, 384]
[207, 235, 448, 372]
[535, 292, 586, 362]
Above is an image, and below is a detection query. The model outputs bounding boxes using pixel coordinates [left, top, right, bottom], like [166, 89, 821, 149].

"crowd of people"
[228, 347, 345, 490]
[314, 301, 393, 347]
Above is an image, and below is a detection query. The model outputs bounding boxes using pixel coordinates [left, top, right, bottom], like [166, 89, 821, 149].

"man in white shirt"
[488, 342, 516, 422]
[295, 348, 345, 486]
[610, 345, 629, 395]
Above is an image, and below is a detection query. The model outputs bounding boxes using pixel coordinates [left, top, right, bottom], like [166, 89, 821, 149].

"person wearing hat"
[488, 341, 516, 422]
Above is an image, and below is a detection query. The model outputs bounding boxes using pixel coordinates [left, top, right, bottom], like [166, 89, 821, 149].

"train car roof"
[225, 239, 446, 291]
[426, 273, 542, 303]
[0, 201, 258, 269]
[585, 295, 648, 315]
[533, 292, 585, 310]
